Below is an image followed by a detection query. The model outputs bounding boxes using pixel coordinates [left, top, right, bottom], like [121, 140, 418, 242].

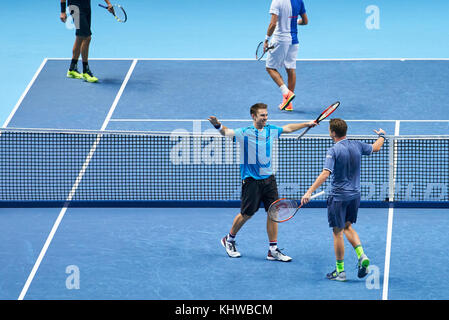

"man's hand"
[60, 12, 67, 23]
[263, 40, 269, 52]
[301, 191, 312, 206]
[107, 4, 115, 14]
[307, 120, 317, 128]
[208, 116, 221, 129]
[374, 128, 386, 135]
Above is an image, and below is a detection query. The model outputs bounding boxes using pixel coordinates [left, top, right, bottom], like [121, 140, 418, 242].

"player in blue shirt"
[301, 118, 386, 281]
[209, 103, 315, 261]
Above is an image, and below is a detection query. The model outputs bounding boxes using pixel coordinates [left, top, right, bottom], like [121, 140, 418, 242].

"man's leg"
[80, 35, 91, 67]
[344, 222, 370, 278]
[326, 227, 347, 281]
[221, 213, 251, 258]
[80, 36, 98, 82]
[286, 68, 296, 93]
[265, 45, 295, 111]
[67, 36, 83, 78]
[267, 67, 295, 111]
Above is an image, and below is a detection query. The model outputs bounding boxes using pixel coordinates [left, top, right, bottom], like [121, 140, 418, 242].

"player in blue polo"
[209, 103, 315, 262]
[301, 118, 386, 281]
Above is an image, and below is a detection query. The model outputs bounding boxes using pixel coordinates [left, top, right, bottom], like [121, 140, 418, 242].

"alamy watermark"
[366, 5, 380, 30]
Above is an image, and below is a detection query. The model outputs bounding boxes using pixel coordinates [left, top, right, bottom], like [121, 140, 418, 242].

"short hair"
[329, 118, 347, 137]
[250, 103, 268, 116]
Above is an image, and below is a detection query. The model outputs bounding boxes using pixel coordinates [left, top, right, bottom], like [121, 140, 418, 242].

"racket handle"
[310, 190, 325, 200]
[296, 126, 311, 140]
[98, 4, 108, 8]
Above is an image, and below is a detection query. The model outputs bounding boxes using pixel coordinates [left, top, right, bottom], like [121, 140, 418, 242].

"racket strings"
[114, 6, 127, 21]
[269, 199, 298, 221]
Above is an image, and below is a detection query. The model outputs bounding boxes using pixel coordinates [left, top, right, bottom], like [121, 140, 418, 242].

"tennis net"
[0, 128, 447, 206]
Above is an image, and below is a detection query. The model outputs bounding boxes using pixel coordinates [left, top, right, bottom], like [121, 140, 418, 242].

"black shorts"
[70, 6, 92, 37]
[240, 175, 279, 216]
[327, 195, 360, 229]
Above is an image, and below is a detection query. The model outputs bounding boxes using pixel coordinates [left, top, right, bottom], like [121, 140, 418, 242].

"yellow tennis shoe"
[82, 71, 99, 83]
[67, 69, 83, 79]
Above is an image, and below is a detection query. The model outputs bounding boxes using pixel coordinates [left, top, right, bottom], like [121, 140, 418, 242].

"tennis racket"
[99, 3, 127, 23]
[268, 191, 325, 223]
[296, 101, 340, 140]
[256, 41, 275, 60]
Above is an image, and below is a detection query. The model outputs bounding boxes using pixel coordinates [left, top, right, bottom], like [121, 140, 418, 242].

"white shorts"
[265, 42, 299, 70]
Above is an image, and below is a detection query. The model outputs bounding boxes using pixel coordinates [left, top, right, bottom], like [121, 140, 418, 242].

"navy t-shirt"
[324, 139, 373, 200]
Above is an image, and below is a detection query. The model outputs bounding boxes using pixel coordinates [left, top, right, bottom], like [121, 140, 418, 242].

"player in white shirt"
[264, 0, 308, 111]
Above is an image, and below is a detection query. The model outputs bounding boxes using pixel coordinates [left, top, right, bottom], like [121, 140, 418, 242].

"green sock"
[336, 260, 344, 273]
[355, 245, 364, 259]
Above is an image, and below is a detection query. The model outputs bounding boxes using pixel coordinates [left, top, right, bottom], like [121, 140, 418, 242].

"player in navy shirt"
[301, 118, 386, 281]
[60, 0, 113, 82]
[209, 103, 315, 262]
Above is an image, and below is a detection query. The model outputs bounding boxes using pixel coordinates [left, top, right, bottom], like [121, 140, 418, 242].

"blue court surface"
[1, 0, 449, 303]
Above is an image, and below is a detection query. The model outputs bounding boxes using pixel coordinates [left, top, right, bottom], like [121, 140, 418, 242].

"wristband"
[378, 133, 386, 140]
[61, 1, 66, 13]
[265, 35, 270, 41]
[215, 124, 222, 130]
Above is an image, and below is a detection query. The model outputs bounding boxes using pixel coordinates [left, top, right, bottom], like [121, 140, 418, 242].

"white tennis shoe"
[221, 236, 241, 258]
[266, 248, 292, 262]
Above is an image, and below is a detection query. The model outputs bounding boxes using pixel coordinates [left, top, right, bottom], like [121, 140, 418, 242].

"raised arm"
[282, 121, 316, 134]
[372, 128, 386, 152]
[208, 116, 235, 137]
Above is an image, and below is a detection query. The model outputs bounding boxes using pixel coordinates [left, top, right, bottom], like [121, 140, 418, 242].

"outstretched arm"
[282, 120, 316, 134]
[208, 116, 235, 137]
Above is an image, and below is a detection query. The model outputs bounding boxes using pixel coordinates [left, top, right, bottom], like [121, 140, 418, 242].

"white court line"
[2, 58, 48, 128]
[46, 57, 449, 61]
[108, 118, 449, 122]
[17, 59, 138, 301]
[382, 120, 400, 300]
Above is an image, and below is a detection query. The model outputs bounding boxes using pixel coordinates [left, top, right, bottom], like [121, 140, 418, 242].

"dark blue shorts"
[327, 195, 360, 229]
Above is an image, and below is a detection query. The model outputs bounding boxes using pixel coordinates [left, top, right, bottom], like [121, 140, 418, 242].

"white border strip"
[17, 59, 138, 301]
[2, 58, 48, 128]
[108, 118, 449, 123]
[382, 120, 400, 300]
[46, 57, 449, 61]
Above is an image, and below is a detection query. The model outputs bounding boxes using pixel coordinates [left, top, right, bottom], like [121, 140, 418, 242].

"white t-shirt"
[269, 0, 306, 44]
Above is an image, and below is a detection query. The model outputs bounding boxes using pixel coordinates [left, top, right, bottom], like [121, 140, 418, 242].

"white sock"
[279, 84, 289, 95]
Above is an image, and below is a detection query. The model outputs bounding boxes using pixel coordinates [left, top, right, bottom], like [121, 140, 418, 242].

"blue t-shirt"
[234, 124, 283, 180]
[324, 139, 373, 200]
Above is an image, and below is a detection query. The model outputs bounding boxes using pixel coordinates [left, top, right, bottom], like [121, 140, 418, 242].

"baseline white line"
[45, 57, 449, 61]
[17, 59, 138, 300]
[382, 120, 400, 300]
[108, 118, 449, 123]
[2, 58, 48, 128]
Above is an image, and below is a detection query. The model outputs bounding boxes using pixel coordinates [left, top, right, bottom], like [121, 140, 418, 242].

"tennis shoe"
[283, 103, 293, 111]
[279, 91, 295, 110]
[67, 69, 82, 79]
[326, 270, 347, 282]
[357, 254, 370, 278]
[221, 236, 241, 258]
[266, 248, 292, 262]
[83, 71, 99, 83]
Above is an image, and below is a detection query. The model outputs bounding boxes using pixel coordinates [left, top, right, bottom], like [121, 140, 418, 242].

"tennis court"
[1, 1, 449, 303]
